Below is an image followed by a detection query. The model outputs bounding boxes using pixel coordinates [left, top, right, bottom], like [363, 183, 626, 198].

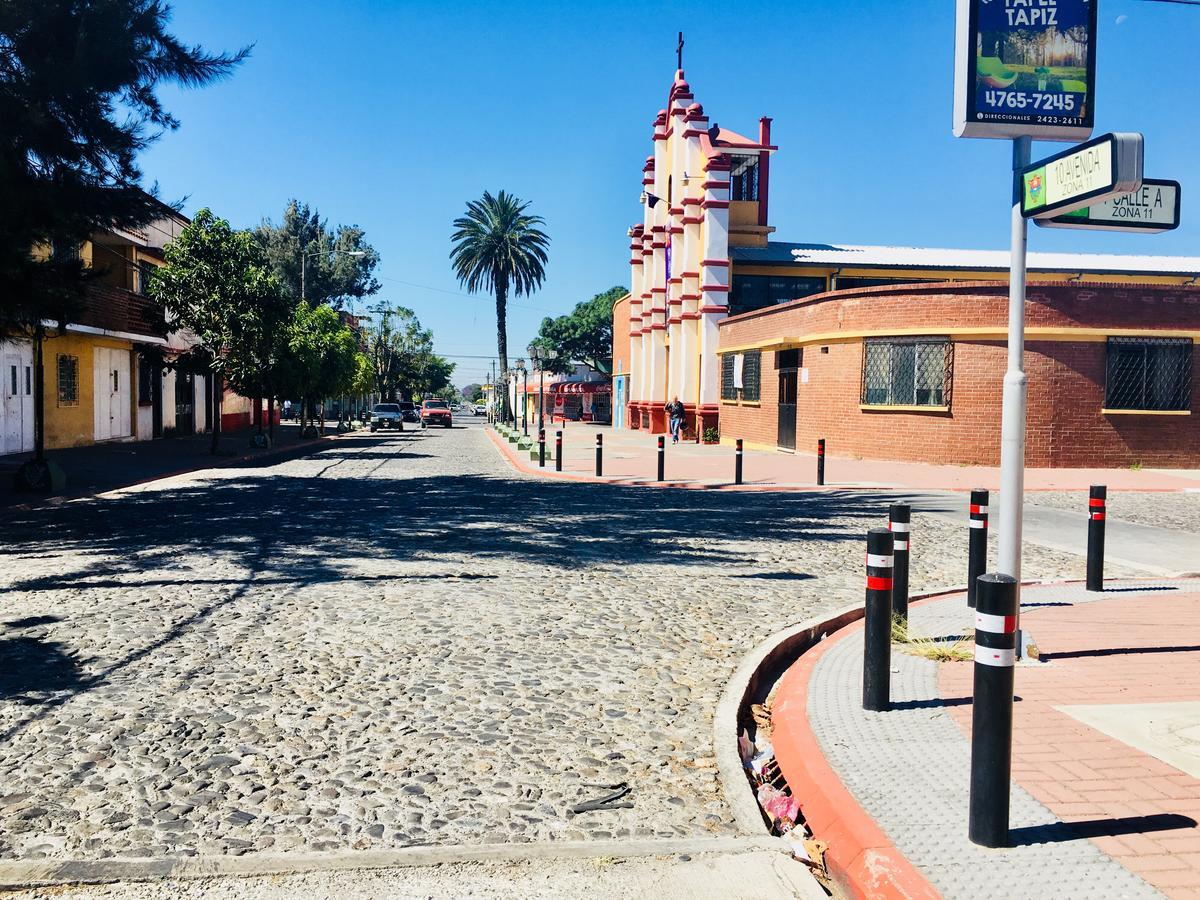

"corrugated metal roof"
[731, 242, 1200, 276]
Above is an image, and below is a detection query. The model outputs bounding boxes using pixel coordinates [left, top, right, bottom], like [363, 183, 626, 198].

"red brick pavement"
[940, 591, 1200, 898]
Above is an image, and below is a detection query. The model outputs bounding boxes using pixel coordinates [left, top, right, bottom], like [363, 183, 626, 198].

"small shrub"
[702, 426, 720, 443]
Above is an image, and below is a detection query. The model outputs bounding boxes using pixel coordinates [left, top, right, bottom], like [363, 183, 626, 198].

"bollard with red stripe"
[1086, 484, 1106, 592]
[657, 435, 665, 482]
[863, 528, 894, 712]
[735, 439, 744, 485]
[538, 428, 546, 468]
[555, 430, 563, 472]
[967, 488, 989, 609]
[595, 433, 603, 477]
[817, 438, 826, 486]
[889, 503, 911, 623]
[969, 572, 1018, 848]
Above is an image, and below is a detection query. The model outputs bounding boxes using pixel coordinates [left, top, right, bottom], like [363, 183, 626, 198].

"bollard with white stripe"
[538, 428, 546, 468]
[863, 528, 894, 712]
[1086, 485, 1106, 592]
[734, 439, 744, 485]
[889, 503, 911, 623]
[657, 435, 665, 482]
[555, 430, 563, 472]
[967, 488, 989, 609]
[969, 572, 1018, 848]
[595, 433, 603, 477]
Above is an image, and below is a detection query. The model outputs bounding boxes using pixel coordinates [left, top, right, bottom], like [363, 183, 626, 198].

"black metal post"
[555, 430, 563, 472]
[863, 528, 893, 712]
[538, 428, 546, 468]
[967, 488, 989, 609]
[538, 370, 545, 435]
[817, 438, 826, 486]
[1087, 484, 1106, 592]
[595, 433, 603, 477]
[735, 438, 743, 485]
[522, 370, 529, 436]
[657, 435, 665, 482]
[889, 503, 911, 623]
[969, 573, 1018, 848]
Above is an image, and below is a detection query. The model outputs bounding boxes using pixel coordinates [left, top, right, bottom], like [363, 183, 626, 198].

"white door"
[93, 348, 132, 442]
[1, 342, 34, 454]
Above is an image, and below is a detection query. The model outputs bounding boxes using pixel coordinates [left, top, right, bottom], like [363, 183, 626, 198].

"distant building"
[617, 67, 1200, 467]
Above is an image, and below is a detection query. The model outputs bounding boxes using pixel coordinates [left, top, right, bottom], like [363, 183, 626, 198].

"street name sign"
[954, 0, 1098, 141]
[1021, 132, 1143, 219]
[1036, 179, 1181, 233]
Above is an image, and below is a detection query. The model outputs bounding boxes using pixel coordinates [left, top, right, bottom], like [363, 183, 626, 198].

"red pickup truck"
[420, 399, 453, 428]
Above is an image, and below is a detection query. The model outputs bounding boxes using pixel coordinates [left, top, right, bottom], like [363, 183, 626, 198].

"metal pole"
[969, 572, 1018, 848]
[1086, 484, 1106, 592]
[735, 438, 743, 485]
[889, 503, 911, 624]
[522, 370, 528, 436]
[595, 433, 603, 477]
[999, 136, 1031, 656]
[538, 428, 546, 468]
[968, 488, 990, 609]
[555, 429, 563, 472]
[863, 528, 894, 712]
[538, 370, 545, 434]
[657, 435, 665, 482]
[817, 438, 826, 486]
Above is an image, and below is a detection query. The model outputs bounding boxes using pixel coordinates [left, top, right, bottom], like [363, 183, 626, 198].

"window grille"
[742, 351, 762, 401]
[1105, 337, 1192, 411]
[861, 339, 951, 407]
[721, 354, 736, 400]
[729, 156, 759, 201]
[57, 354, 79, 406]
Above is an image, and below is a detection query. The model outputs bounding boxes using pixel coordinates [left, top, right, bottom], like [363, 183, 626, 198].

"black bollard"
[657, 435, 665, 482]
[1086, 485, 1106, 592]
[817, 438, 826, 486]
[967, 488, 989, 609]
[863, 528, 894, 712]
[969, 573, 1018, 848]
[889, 503, 911, 623]
[595, 433, 603, 477]
[555, 430, 563, 472]
[538, 428, 546, 468]
[735, 439, 744, 485]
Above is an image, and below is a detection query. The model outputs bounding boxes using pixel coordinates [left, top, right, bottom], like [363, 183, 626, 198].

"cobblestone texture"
[0, 423, 1147, 859]
[1025, 489, 1200, 534]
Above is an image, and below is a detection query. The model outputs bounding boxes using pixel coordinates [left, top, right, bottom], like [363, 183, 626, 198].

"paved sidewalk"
[772, 580, 1200, 899]
[0, 423, 343, 507]
[514, 424, 1200, 492]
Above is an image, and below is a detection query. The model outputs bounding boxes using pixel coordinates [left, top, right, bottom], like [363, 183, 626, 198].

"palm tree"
[450, 190, 549, 423]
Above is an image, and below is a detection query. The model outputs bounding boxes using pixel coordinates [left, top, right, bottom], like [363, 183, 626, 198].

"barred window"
[138, 356, 156, 406]
[742, 351, 761, 401]
[57, 354, 79, 406]
[1105, 337, 1192, 411]
[721, 354, 735, 400]
[862, 339, 950, 407]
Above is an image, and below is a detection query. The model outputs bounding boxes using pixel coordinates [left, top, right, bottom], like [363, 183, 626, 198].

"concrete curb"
[0, 836, 790, 890]
[714, 586, 974, 900]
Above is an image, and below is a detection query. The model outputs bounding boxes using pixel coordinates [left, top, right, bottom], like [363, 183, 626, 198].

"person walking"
[665, 396, 685, 444]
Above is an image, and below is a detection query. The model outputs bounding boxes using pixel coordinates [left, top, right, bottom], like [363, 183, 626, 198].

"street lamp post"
[528, 345, 559, 435]
[516, 359, 528, 436]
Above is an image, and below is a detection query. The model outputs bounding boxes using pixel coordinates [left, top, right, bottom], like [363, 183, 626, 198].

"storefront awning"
[554, 381, 610, 395]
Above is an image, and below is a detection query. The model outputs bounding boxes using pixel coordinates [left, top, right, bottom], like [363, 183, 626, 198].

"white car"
[473, 404, 487, 416]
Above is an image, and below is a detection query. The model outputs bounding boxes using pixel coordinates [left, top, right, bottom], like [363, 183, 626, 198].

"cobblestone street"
[0, 422, 1146, 861]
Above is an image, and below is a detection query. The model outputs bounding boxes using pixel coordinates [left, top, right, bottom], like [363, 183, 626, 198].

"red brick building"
[717, 281, 1200, 468]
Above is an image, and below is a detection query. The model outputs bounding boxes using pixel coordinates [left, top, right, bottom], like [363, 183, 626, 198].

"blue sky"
[142, 0, 1200, 387]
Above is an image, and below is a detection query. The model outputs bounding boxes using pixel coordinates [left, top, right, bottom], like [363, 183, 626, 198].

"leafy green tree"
[530, 285, 625, 375]
[148, 209, 282, 453]
[364, 304, 454, 401]
[0, 0, 247, 472]
[280, 303, 362, 434]
[461, 383, 483, 402]
[450, 190, 549, 422]
[255, 200, 380, 308]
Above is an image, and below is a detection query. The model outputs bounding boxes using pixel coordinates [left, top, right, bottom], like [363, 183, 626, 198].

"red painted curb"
[771, 617, 941, 900]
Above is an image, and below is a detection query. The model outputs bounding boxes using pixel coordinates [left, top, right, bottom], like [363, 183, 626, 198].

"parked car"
[420, 399, 453, 428]
[369, 403, 405, 431]
[473, 403, 486, 416]
[397, 401, 420, 423]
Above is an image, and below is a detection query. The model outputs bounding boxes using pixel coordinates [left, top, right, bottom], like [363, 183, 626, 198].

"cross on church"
[677, 31, 684, 70]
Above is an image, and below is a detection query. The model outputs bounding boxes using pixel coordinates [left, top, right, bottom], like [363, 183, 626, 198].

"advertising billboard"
[954, 0, 1098, 141]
